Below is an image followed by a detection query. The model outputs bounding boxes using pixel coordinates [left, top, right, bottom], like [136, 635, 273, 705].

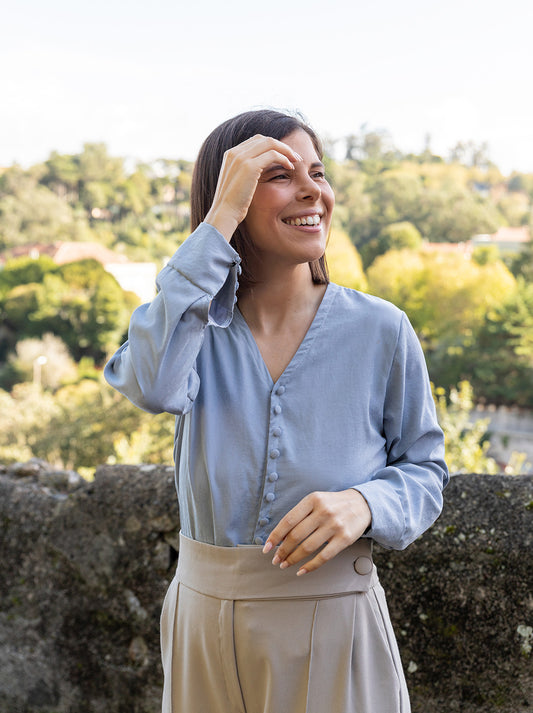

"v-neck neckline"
[233, 283, 336, 388]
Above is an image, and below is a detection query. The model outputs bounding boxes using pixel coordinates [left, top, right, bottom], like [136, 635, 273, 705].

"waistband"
[176, 532, 376, 600]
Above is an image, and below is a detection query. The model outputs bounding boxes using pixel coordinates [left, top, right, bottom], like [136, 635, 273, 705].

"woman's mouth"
[282, 214, 321, 226]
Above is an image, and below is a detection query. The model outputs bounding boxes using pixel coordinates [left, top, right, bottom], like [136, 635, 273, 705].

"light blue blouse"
[105, 222, 448, 550]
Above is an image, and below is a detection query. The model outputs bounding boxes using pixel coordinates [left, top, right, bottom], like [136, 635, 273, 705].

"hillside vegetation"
[1, 130, 532, 473]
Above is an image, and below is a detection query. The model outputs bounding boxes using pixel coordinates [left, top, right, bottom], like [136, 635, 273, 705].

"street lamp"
[33, 355, 48, 386]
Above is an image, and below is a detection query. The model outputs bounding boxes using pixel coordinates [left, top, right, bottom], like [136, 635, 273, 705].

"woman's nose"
[295, 174, 321, 201]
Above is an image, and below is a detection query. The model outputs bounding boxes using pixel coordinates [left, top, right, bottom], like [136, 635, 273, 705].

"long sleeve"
[354, 313, 449, 550]
[104, 223, 241, 415]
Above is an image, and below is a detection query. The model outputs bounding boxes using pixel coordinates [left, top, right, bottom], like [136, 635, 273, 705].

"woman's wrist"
[204, 206, 240, 243]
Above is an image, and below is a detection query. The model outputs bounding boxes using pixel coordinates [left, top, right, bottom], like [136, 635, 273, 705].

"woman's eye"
[270, 173, 290, 181]
[312, 171, 326, 179]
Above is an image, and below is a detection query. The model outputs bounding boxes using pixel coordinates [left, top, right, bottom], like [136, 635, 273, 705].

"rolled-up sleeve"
[104, 223, 241, 415]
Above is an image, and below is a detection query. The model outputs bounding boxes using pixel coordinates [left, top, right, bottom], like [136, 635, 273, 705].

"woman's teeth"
[284, 215, 321, 226]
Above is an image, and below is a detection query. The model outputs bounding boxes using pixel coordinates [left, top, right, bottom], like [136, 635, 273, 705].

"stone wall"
[0, 461, 531, 713]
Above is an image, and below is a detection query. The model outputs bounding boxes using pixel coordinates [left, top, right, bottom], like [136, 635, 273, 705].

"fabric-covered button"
[276, 385, 286, 395]
[268, 472, 279, 482]
[259, 517, 269, 526]
[353, 556, 373, 575]
[265, 492, 275, 503]
[272, 427, 282, 437]
[269, 449, 280, 459]
[273, 405, 282, 415]
[254, 536, 263, 545]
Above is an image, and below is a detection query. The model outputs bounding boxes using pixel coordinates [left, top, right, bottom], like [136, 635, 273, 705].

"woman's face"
[242, 129, 335, 272]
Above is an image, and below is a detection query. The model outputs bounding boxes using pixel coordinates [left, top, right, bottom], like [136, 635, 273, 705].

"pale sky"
[2, 0, 532, 174]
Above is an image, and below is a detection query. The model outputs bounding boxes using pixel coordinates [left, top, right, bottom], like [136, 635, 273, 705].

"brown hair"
[190, 109, 329, 288]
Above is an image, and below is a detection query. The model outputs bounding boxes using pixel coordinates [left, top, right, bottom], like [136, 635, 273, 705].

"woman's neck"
[237, 264, 326, 335]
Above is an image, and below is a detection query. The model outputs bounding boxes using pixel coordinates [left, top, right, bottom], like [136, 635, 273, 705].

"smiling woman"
[191, 110, 331, 289]
[239, 129, 334, 281]
[104, 109, 448, 713]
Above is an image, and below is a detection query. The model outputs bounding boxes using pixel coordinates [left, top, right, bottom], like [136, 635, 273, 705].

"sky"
[1, 0, 532, 174]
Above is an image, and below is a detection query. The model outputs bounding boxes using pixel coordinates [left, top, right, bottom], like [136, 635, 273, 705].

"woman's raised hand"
[262, 489, 372, 576]
[204, 135, 302, 241]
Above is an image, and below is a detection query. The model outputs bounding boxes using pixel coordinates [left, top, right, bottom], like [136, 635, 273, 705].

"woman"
[105, 109, 448, 713]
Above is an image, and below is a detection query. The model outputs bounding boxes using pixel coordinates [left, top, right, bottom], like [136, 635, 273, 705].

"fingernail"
[296, 568, 307, 577]
[262, 541, 272, 554]
[271, 554, 281, 566]
[279, 561, 289, 570]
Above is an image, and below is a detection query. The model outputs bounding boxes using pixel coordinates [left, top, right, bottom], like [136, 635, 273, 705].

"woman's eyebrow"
[261, 160, 324, 175]
[262, 163, 292, 174]
[263, 161, 324, 173]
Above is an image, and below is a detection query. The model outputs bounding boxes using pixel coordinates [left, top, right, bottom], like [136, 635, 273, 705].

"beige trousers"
[160, 533, 410, 713]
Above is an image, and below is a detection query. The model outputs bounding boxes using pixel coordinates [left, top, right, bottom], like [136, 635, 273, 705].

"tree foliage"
[430, 281, 533, 408]
[433, 382, 498, 475]
[0, 145, 193, 264]
[1, 137, 532, 471]
[366, 248, 517, 345]
[326, 227, 367, 291]
[361, 221, 422, 268]
[0, 378, 175, 471]
[0, 256, 137, 364]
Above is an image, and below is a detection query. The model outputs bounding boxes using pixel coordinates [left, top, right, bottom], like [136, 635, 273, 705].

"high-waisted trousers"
[160, 533, 410, 713]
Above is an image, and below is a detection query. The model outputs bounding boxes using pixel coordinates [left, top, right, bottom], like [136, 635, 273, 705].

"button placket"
[254, 383, 286, 541]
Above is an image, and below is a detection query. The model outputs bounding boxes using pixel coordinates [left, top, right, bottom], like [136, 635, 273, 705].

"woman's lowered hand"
[262, 489, 372, 575]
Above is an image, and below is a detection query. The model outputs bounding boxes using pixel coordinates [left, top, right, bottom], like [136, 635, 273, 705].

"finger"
[222, 137, 301, 177]
[263, 497, 315, 553]
[229, 150, 297, 183]
[296, 539, 345, 576]
[271, 514, 324, 564]
[231, 134, 303, 164]
[249, 149, 296, 175]
[276, 527, 329, 569]
[207, 145, 298, 234]
[214, 147, 296, 208]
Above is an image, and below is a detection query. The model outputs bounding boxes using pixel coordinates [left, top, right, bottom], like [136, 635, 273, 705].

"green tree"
[0, 283, 42, 360]
[430, 281, 533, 408]
[510, 239, 533, 282]
[327, 162, 372, 247]
[0, 255, 56, 296]
[472, 245, 500, 265]
[433, 382, 498, 474]
[0, 178, 87, 249]
[361, 221, 423, 268]
[343, 127, 400, 174]
[497, 192, 529, 226]
[367, 249, 516, 346]
[78, 142, 124, 185]
[326, 227, 367, 291]
[416, 187, 501, 243]
[0, 376, 175, 471]
[368, 171, 423, 227]
[1, 258, 137, 364]
[42, 150, 82, 201]
[0, 383, 60, 464]
[36, 260, 137, 360]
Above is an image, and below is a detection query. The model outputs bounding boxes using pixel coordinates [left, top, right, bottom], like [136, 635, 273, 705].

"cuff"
[166, 222, 241, 299]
